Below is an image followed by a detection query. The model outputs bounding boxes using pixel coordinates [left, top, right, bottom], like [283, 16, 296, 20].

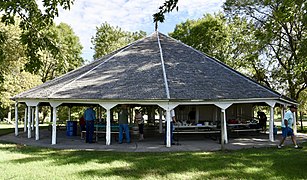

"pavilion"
[12, 31, 297, 148]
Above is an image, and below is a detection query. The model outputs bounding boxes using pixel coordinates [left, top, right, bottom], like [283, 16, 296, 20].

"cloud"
[54, 0, 225, 61]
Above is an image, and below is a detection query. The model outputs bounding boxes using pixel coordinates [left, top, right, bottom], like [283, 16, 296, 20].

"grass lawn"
[0, 141, 306, 180]
[0, 123, 49, 136]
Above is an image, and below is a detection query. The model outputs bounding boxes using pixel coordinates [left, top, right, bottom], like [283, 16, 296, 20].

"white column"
[35, 105, 39, 140]
[221, 109, 225, 150]
[159, 108, 163, 133]
[293, 111, 297, 134]
[269, 106, 274, 142]
[166, 109, 171, 147]
[99, 103, 117, 145]
[24, 107, 27, 132]
[214, 103, 232, 150]
[31, 108, 35, 130]
[221, 109, 228, 144]
[15, 102, 18, 136]
[281, 106, 284, 127]
[27, 106, 31, 138]
[52, 107, 57, 145]
[106, 108, 111, 145]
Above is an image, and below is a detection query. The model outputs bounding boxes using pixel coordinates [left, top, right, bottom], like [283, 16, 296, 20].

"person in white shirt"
[135, 109, 144, 140]
[278, 105, 301, 149]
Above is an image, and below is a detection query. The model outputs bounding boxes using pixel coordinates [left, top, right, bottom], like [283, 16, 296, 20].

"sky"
[54, 0, 225, 61]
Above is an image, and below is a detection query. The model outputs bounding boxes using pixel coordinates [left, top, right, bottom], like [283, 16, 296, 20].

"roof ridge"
[48, 36, 150, 98]
[157, 32, 170, 99]
[165, 34, 281, 98]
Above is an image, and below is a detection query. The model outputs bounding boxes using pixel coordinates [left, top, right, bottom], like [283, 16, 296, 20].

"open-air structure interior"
[12, 32, 297, 148]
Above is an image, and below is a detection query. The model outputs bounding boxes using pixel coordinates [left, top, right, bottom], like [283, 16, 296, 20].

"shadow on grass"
[0, 141, 306, 179]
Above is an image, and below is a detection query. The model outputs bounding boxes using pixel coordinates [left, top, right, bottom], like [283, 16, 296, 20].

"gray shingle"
[14, 32, 282, 101]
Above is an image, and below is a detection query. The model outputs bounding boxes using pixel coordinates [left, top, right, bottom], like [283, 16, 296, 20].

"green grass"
[0, 123, 49, 136]
[0, 141, 306, 179]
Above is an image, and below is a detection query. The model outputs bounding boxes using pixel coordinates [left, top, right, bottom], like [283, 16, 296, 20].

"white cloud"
[54, 0, 225, 60]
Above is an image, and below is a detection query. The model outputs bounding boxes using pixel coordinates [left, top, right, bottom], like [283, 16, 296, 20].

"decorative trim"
[157, 32, 170, 99]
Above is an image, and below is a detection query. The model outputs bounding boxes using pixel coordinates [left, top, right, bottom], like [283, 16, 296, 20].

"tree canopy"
[0, 0, 74, 73]
[153, 0, 179, 25]
[39, 23, 84, 82]
[0, 19, 83, 119]
[169, 13, 261, 77]
[0, 21, 42, 109]
[224, 0, 307, 101]
[91, 22, 146, 59]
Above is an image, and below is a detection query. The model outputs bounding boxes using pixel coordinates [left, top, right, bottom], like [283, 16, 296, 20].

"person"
[257, 111, 267, 131]
[278, 105, 301, 149]
[84, 106, 96, 143]
[135, 109, 144, 140]
[79, 115, 86, 132]
[188, 107, 196, 124]
[164, 109, 176, 145]
[118, 105, 130, 144]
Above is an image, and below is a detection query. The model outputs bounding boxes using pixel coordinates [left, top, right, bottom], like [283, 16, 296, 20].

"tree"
[169, 13, 264, 79]
[153, 0, 179, 26]
[91, 22, 146, 59]
[0, 21, 42, 119]
[0, 0, 74, 73]
[170, 13, 232, 63]
[223, 0, 307, 101]
[39, 23, 84, 82]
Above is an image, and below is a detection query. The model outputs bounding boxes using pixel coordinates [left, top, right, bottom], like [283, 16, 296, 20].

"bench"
[48, 122, 66, 131]
[174, 130, 220, 134]
[230, 128, 262, 137]
[81, 131, 120, 142]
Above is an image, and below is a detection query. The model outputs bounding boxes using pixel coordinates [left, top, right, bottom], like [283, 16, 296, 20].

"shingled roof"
[14, 32, 285, 102]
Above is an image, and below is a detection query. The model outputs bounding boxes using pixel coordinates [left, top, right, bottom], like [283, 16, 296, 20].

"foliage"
[169, 13, 264, 81]
[39, 23, 84, 82]
[153, 0, 179, 26]
[91, 22, 146, 59]
[0, 21, 42, 111]
[223, 0, 307, 100]
[0, 141, 307, 179]
[0, 0, 74, 73]
[0, 20, 83, 120]
[170, 13, 231, 63]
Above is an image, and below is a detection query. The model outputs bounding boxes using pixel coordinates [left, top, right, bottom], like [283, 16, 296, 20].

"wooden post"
[24, 107, 27, 132]
[221, 109, 225, 151]
[221, 109, 228, 144]
[269, 106, 274, 142]
[159, 108, 163, 133]
[166, 109, 171, 147]
[293, 111, 297, 134]
[106, 108, 111, 145]
[31, 107, 35, 130]
[15, 102, 18, 136]
[52, 107, 57, 145]
[35, 105, 39, 140]
[27, 106, 31, 138]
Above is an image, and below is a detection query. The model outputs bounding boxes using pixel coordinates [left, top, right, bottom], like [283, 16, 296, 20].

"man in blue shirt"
[84, 106, 96, 143]
[118, 105, 130, 144]
[278, 105, 301, 149]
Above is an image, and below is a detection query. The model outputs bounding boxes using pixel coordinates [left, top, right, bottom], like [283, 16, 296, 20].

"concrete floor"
[1, 128, 306, 152]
